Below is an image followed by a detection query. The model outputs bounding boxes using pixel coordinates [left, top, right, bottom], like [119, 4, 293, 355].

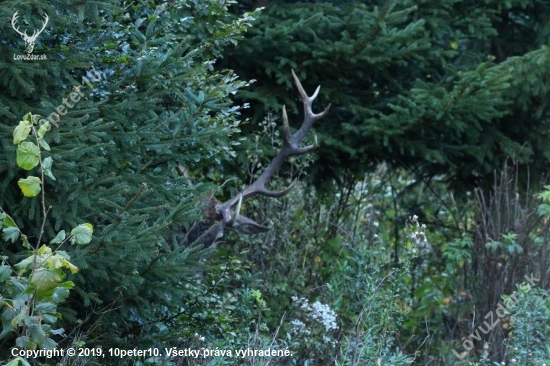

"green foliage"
[1, 113, 91, 358]
[485, 232, 524, 255]
[501, 286, 550, 365]
[0, 0, 260, 358]
[537, 185, 550, 216]
[442, 237, 472, 268]
[210, 119, 418, 365]
[4, 358, 30, 366]
[218, 123, 549, 364]
[222, 0, 550, 193]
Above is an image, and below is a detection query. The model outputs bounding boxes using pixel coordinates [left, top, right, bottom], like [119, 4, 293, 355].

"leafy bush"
[503, 286, 550, 365]
[0, 0, 261, 358]
[210, 115, 418, 365]
[1, 113, 92, 364]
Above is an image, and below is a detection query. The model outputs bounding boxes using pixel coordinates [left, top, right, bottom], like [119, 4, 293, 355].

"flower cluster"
[407, 215, 427, 244]
[290, 319, 311, 336]
[290, 296, 338, 344]
[310, 301, 338, 332]
[406, 215, 432, 253]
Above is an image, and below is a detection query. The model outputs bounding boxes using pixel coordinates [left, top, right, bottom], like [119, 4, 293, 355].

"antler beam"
[11, 12, 26, 38]
[218, 69, 331, 225]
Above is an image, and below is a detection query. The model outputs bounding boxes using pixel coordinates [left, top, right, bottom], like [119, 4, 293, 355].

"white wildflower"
[292, 296, 310, 310]
[290, 319, 311, 335]
[309, 301, 338, 332]
[406, 215, 431, 251]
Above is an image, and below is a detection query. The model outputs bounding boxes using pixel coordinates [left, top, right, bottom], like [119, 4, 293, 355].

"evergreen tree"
[222, 0, 550, 193]
[0, 0, 257, 355]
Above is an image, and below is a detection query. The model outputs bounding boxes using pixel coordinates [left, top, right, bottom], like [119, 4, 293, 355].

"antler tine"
[11, 12, 26, 37]
[294, 134, 319, 155]
[256, 179, 296, 197]
[31, 14, 49, 38]
[290, 69, 331, 143]
[39, 14, 49, 33]
[218, 70, 330, 225]
[282, 105, 291, 145]
[220, 177, 297, 222]
[291, 69, 310, 105]
[290, 69, 326, 116]
[226, 194, 243, 225]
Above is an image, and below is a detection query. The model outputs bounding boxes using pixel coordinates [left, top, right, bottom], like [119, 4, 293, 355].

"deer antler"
[11, 12, 48, 39]
[32, 13, 49, 39]
[218, 69, 331, 226]
[11, 12, 26, 38]
[11, 12, 49, 53]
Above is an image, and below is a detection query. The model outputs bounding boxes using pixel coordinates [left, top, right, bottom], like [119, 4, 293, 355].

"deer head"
[11, 11, 49, 54]
[178, 69, 330, 247]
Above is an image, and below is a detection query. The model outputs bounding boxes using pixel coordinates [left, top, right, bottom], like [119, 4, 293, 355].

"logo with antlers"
[11, 11, 49, 54]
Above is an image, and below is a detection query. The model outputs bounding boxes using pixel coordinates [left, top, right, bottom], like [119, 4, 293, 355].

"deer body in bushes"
[177, 189, 271, 247]
[178, 69, 330, 247]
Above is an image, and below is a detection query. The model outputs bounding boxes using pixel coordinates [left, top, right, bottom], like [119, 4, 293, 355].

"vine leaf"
[16, 141, 41, 170]
[71, 224, 94, 245]
[18, 176, 42, 197]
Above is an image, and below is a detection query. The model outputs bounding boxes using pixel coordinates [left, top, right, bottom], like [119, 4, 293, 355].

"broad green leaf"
[16, 141, 41, 170]
[35, 302, 56, 314]
[4, 214, 17, 227]
[5, 356, 31, 366]
[63, 258, 78, 274]
[2, 214, 16, 228]
[37, 121, 50, 138]
[70, 223, 93, 244]
[21, 234, 31, 249]
[37, 245, 53, 256]
[11, 308, 27, 328]
[44, 254, 78, 273]
[22, 112, 32, 123]
[60, 281, 75, 289]
[23, 315, 39, 326]
[50, 230, 66, 244]
[21, 112, 40, 125]
[0, 265, 11, 282]
[41, 313, 59, 324]
[44, 254, 65, 270]
[9, 278, 25, 293]
[66, 261, 78, 274]
[55, 250, 70, 260]
[2, 227, 20, 243]
[15, 256, 36, 274]
[13, 120, 32, 144]
[51, 286, 70, 303]
[40, 336, 58, 350]
[31, 114, 40, 125]
[34, 288, 56, 303]
[42, 156, 55, 180]
[39, 137, 51, 151]
[31, 268, 62, 291]
[18, 176, 41, 197]
[28, 323, 46, 343]
[51, 328, 64, 335]
[15, 335, 31, 349]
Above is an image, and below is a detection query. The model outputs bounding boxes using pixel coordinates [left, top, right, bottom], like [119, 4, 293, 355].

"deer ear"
[232, 215, 270, 235]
